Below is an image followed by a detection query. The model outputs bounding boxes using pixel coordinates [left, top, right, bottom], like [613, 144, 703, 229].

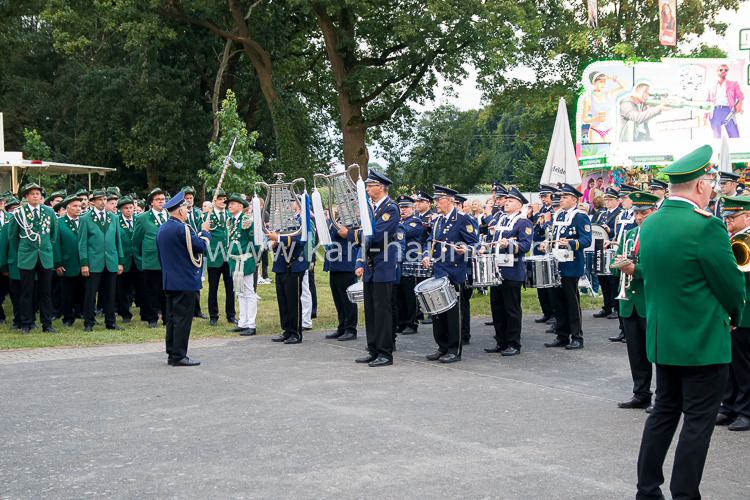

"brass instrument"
[613, 236, 637, 301]
[731, 232, 750, 272]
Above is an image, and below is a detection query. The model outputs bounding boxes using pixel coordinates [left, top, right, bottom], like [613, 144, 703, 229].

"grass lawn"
[0, 253, 600, 349]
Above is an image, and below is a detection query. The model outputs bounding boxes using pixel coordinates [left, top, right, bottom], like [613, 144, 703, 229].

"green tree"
[22, 128, 53, 161]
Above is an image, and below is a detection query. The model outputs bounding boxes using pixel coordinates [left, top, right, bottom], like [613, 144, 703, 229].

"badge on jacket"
[383, 213, 390, 221]
[466, 224, 473, 233]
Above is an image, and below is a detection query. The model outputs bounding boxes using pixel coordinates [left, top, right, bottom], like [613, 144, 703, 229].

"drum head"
[414, 276, 447, 293]
[589, 224, 609, 250]
[347, 281, 363, 293]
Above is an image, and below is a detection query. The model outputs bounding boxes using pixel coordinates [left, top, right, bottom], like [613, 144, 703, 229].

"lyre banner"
[587, 0, 598, 29]
[659, 0, 677, 46]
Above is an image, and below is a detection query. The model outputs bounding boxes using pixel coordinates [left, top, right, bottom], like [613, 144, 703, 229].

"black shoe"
[545, 317, 556, 325]
[534, 315, 551, 323]
[484, 321, 495, 326]
[606, 312, 619, 320]
[84, 325, 94, 332]
[148, 321, 158, 329]
[284, 335, 302, 344]
[618, 397, 651, 409]
[439, 353, 461, 363]
[401, 327, 418, 335]
[106, 325, 124, 331]
[425, 350, 446, 361]
[194, 313, 208, 320]
[302, 327, 312, 332]
[326, 331, 344, 339]
[368, 355, 393, 367]
[239, 328, 256, 336]
[337, 332, 357, 341]
[311, 313, 317, 319]
[42, 325, 58, 333]
[545, 325, 556, 334]
[484, 345, 504, 353]
[645, 405, 654, 414]
[565, 339, 584, 350]
[716, 412, 734, 426]
[592, 310, 610, 318]
[728, 415, 750, 431]
[228, 316, 238, 324]
[122, 317, 132, 324]
[209, 319, 218, 326]
[230, 326, 247, 333]
[544, 337, 569, 348]
[21, 326, 31, 335]
[356, 353, 378, 364]
[608, 332, 625, 342]
[62, 321, 74, 327]
[272, 333, 290, 343]
[395, 326, 405, 333]
[170, 357, 201, 367]
[501, 346, 520, 356]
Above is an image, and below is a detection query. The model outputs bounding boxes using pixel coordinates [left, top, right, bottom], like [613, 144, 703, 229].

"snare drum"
[525, 255, 560, 288]
[402, 260, 433, 278]
[346, 281, 364, 304]
[470, 254, 503, 288]
[414, 276, 458, 315]
[594, 247, 615, 275]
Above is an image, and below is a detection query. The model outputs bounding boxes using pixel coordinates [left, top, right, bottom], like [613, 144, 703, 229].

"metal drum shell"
[346, 281, 364, 304]
[525, 255, 561, 288]
[470, 254, 503, 288]
[414, 276, 458, 315]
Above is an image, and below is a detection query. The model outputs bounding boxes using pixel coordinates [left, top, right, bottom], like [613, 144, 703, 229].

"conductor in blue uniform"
[157, 191, 212, 366]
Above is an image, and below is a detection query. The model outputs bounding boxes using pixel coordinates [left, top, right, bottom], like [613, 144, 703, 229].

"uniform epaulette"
[694, 208, 712, 218]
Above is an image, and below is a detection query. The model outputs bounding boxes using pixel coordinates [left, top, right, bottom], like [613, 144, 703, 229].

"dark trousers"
[208, 263, 235, 321]
[60, 275, 85, 324]
[51, 274, 62, 317]
[140, 269, 165, 322]
[116, 267, 139, 320]
[329, 271, 357, 335]
[19, 259, 53, 328]
[492, 280, 523, 349]
[193, 291, 203, 317]
[395, 276, 418, 330]
[260, 249, 269, 279]
[551, 277, 582, 342]
[276, 271, 303, 339]
[720, 327, 750, 419]
[363, 281, 394, 357]
[598, 274, 617, 314]
[0, 273, 8, 321]
[84, 270, 117, 328]
[433, 284, 462, 355]
[8, 278, 21, 327]
[536, 287, 555, 318]
[165, 290, 196, 361]
[308, 269, 318, 316]
[637, 363, 728, 500]
[622, 313, 653, 400]
[460, 286, 472, 342]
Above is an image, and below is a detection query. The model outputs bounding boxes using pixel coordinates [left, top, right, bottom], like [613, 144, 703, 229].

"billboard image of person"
[581, 72, 626, 143]
[659, 0, 677, 46]
[618, 81, 671, 142]
[705, 63, 745, 138]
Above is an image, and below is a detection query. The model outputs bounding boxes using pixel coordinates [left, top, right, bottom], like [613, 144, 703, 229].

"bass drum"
[526, 255, 561, 288]
[589, 223, 609, 249]
[414, 276, 458, 315]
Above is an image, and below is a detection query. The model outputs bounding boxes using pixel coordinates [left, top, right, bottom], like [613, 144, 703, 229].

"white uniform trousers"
[301, 270, 313, 328]
[237, 274, 258, 329]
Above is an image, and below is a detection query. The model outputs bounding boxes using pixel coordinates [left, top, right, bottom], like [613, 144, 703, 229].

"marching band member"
[226, 194, 259, 336]
[613, 191, 658, 410]
[542, 184, 591, 350]
[454, 193, 476, 344]
[717, 195, 750, 432]
[532, 184, 557, 324]
[715, 171, 740, 218]
[485, 187, 533, 356]
[593, 187, 622, 320]
[394, 195, 426, 335]
[323, 212, 358, 342]
[648, 179, 668, 208]
[636, 145, 744, 499]
[422, 185, 478, 363]
[414, 191, 434, 325]
[340, 169, 399, 367]
[607, 187, 638, 343]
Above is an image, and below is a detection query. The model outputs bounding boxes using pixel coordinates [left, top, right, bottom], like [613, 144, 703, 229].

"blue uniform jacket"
[157, 217, 211, 291]
[491, 213, 533, 282]
[600, 207, 622, 238]
[552, 209, 592, 278]
[323, 220, 356, 273]
[416, 210, 434, 249]
[272, 215, 309, 274]
[425, 208, 479, 285]
[613, 209, 637, 242]
[351, 196, 400, 283]
[532, 205, 554, 256]
[401, 215, 427, 262]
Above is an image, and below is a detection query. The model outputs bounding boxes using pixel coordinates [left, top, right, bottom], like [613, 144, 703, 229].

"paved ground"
[1, 314, 748, 499]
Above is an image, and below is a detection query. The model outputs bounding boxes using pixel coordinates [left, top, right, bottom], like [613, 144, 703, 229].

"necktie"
[158, 212, 165, 224]
[34, 208, 39, 219]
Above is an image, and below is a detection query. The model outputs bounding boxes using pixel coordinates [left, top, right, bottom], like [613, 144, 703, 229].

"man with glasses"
[636, 145, 745, 499]
[647, 179, 668, 209]
[706, 64, 744, 139]
[714, 171, 741, 218]
[133, 188, 169, 328]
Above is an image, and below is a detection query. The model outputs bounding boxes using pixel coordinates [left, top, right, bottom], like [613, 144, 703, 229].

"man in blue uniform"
[422, 185, 479, 363]
[340, 169, 400, 367]
[414, 191, 434, 325]
[395, 195, 426, 335]
[485, 187, 533, 356]
[455, 193, 477, 344]
[532, 184, 557, 324]
[648, 179, 668, 209]
[156, 191, 212, 366]
[608, 186, 638, 343]
[542, 183, 592, 350]
[594, 187, 622, 320]
[323, 216, 358, 342]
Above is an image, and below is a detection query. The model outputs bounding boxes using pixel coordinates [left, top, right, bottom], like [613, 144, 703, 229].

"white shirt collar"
[372, 196, 387, 211]
[442, 208, 456, 220]
[666, 195, 699, 209]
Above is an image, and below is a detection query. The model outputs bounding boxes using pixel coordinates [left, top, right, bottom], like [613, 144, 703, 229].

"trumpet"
[731, 232, 750, 272]
[614, 237, 637, 301]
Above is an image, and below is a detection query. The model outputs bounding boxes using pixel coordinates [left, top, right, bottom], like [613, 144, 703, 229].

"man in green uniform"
[205, 188, 236, 326]
[116, 196, 138, 323]
[181, 186, 208, 320]
[0, 196, 22, 328]
[53, 195, 84, 326]
[226, 194, 259, 335]
[716, 196, 750, 432]
[613, 191, 658, 410]
[8, 183, 59, 333]
[79, 189, 124, 332]
[636, 145, 746, 500]
[133, 188, 168, 327]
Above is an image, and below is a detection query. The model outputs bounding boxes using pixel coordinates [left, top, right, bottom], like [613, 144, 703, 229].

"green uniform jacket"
[186, 207, 203, 234]
[615, 226, 646, 319]
[227, 212, 258, 276]
[133, 210, 166, 271]
[53, 215, 82, 277]
[7, 204, 58, 270]
[0, 222, 21, 280]
[206, 210, 229, 268]
[639, 199, 745, 365]
[79, 211, 124, 273]
[118, 217, 136, 273]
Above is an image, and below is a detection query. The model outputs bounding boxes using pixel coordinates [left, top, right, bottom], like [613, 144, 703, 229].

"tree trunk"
[146, 163, 160, 189]
[211, 39, 235, 142]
